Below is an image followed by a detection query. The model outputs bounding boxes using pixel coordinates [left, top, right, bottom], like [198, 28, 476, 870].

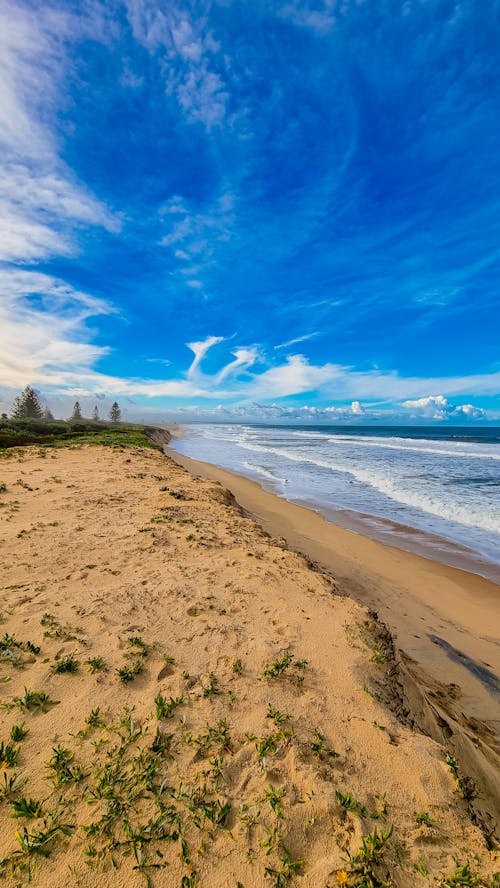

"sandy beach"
[169, 447, 500, 831]
[0, 439, 498, 886]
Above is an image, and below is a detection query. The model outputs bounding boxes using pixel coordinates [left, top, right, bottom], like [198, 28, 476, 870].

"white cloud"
[216, 348, 259, 382]
[402, 395, 487, 420]
[279, 2, 336, 33]
[274, 332, 319, 349]
[0, 270, 115, 388]
[0, 3, 118, 264]
[0, 271, 495, 417]
[159, 190, 235, 292]
[125, 1, 228, 129]
[249, 355, 342, 398]
[186, 336, 224, 377]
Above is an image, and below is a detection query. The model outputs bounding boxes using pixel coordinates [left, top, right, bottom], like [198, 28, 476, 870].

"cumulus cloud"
[402, 395, 487, 420]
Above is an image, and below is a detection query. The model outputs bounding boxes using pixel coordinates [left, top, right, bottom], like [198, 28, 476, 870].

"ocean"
[171, 424, 500, 578]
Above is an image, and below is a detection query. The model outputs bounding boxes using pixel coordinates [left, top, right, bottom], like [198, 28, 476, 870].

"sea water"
[171, 425, 500, 574]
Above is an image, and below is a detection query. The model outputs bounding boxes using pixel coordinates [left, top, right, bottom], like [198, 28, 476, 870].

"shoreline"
[170, 433, 500, 585]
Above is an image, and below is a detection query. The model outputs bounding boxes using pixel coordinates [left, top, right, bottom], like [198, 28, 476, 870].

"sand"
[0, 440, 498, 887]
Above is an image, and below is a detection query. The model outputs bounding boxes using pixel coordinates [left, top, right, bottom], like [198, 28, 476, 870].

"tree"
[109, 402, 121, 423]
[1, 413, 7, 420]
[42, 406, 54, 420]
[92, 405, 100, 421]
[11, 386, 43, 419]
[70, 401, 83, 421]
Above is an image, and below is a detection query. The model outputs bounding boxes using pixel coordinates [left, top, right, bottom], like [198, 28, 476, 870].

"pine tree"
[11, 386, 44, 419]
[42, 406, 54, 420]
[109, 402, 121, 423]
[70, 402, 83, 421]
[92, 405, 100, 421]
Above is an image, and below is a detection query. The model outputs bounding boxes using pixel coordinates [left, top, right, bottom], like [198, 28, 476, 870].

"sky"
[1, 0, 500, 424]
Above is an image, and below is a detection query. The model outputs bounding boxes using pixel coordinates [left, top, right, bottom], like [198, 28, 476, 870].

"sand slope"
[0, 443, 497, 886]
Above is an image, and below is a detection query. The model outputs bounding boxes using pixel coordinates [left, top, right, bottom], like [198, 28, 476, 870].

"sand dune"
[0, 442, 498, 886]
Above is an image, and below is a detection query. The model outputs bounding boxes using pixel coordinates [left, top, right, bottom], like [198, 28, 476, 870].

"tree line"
[3, 386, 122, 423]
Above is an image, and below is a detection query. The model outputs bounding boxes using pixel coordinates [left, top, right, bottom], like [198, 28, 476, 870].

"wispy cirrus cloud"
[274, 332, 320, 350]
[0, 1, 118, 265]
[186, 335, 224, 378]
[0, 269, 112, 388]
[125, 0, 229, 129]
[216, 348, 260, 383]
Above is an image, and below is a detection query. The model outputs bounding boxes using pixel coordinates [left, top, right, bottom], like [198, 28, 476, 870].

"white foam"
[236, 440, 500, 535]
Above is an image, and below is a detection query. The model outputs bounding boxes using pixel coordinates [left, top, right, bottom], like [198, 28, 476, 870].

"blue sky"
[1, 0, 499, 423]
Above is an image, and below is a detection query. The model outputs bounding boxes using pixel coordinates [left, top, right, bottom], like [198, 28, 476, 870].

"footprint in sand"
[157, 662, 175, 680]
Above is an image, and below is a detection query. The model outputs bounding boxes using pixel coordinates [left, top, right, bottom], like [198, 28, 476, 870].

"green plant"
[155, 693, 184, 719]
[262, 653, 293, 678]
[441, 862, 480, 886]
[51, 654, 80, 674]
[264, 785, 285, 818]
[0, 771, 25, 801]
[127, 635, 151, 657]
[266, 704, 291, 725]
[4, 687, 56, 712]
[0, 821, 74, 875]
[10, 723, 28, 742]
[116, 660, 144, 682]
[255, 727, 294, 761]
[445, 753, 472, 798]
[201, 672, 220, 697]
[0, 633, 20, 654]
[262, 653, 308, 684]
[232, 658, 243, 674]
[10, 797, 44, 818]
[25, 641, 40, 655]
[259, 823, 282, 855]
[45, 745, 86, 786]
[414, 811, 433, 827]
[151, 728, 173, 756]
[0, 741, 19, 767]
[186, 719, 231, 754]
[344, 825, 394, 887]
[264, 848, 303, 886]
[85, 656, 106, 673]
[415, 859, 429, 877]
[311, 729, 338, 757]
[86, 707, 105, 729]
[336, 789, 367, 817]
